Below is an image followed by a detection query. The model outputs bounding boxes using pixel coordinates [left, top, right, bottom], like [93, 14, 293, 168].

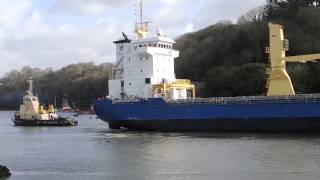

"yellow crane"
[266, 23, 320, 96]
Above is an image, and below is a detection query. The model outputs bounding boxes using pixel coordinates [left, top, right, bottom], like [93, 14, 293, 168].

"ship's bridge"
[132, 36, 179, 58]
[109, 33, 195, 100]
[108, 1, 194, 100]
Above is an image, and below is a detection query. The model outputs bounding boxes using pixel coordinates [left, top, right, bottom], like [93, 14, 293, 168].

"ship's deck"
[169, 94, 320, 105]
[111, 94, 320, 105]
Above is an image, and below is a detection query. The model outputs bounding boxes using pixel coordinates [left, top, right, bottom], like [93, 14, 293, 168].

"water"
[1, 111, 320, 180]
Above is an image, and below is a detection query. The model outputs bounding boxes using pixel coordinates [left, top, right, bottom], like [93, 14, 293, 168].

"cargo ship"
[93, 2, 320, 132]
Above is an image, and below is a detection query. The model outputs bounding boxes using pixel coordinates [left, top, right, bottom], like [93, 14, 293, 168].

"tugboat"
[13, 77, 78, 126]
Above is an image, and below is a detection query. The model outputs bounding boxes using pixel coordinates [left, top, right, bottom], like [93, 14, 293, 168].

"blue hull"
[93, 98, 320, 132]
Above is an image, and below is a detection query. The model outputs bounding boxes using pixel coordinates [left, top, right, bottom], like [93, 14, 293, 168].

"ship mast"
[135, 0, 152, 39]
[27, 77, 33, 96]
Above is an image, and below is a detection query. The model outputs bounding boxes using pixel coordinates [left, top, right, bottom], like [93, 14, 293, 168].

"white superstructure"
[15, 77, 58, 120]
[108, 2, 194, 100]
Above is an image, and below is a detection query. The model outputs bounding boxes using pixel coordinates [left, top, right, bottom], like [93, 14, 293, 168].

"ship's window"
[129, 82, 132, 86]
[128, 58, 130, 62]
[139, 45, 143, 47]
[144, 44, 147, 47]
[32, 98, 37, 101]
[146, 56, 148, 60]
[121, 81, 124, 87]
[140, 57, 142, 61]
[141, 69, 143, 73]
[145, 78, 151, 84]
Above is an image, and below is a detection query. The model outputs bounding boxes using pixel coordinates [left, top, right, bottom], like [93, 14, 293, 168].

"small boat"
[62, 99, 73, 112]
[12, 77, 78, 126]
[75, 104, 95, 115]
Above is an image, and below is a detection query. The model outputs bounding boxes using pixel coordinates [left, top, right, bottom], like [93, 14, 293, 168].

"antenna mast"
[27, 77, 33, 95]
[140, 0, 143, 28]
[134, 0, 152, 39]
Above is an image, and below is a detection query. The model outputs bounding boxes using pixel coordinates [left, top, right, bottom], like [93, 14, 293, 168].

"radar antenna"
[122, 32, 129, 41]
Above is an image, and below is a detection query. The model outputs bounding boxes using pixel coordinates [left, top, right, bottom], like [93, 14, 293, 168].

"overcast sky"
[0, 0, 265, 77]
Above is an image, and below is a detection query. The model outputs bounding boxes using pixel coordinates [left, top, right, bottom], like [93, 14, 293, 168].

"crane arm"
[284, 54, 320, 63]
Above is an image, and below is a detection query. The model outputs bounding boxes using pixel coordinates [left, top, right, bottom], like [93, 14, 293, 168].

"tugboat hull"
[13, 117, 78, 126]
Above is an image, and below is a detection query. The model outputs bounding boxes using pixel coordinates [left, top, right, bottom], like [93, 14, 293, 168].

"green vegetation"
[0, 62, 113, 109]
[174, 0, 320, 97]
[1, 0, 320, 109]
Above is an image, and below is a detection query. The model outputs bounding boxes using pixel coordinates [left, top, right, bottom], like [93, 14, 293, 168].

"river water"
[1, 111, 320, 180]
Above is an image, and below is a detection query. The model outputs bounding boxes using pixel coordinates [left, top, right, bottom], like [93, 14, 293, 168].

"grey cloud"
[49, 0, 131, 15]
[0, 18, 126, 76]
[194, 0, 266, 30]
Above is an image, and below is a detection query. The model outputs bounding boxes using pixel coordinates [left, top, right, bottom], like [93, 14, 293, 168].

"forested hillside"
[1, 0, 320, 109]
[0, 63, 113, 109]
[174, 0, 320, 97]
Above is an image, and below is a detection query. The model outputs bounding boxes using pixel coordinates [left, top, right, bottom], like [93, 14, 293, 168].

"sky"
[0, 0, 266, 77]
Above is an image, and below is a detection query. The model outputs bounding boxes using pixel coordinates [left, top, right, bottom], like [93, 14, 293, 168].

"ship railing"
[174, 79, 191, 84]
[168, 94, 320, 105]
[113, 98, 142, 104]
